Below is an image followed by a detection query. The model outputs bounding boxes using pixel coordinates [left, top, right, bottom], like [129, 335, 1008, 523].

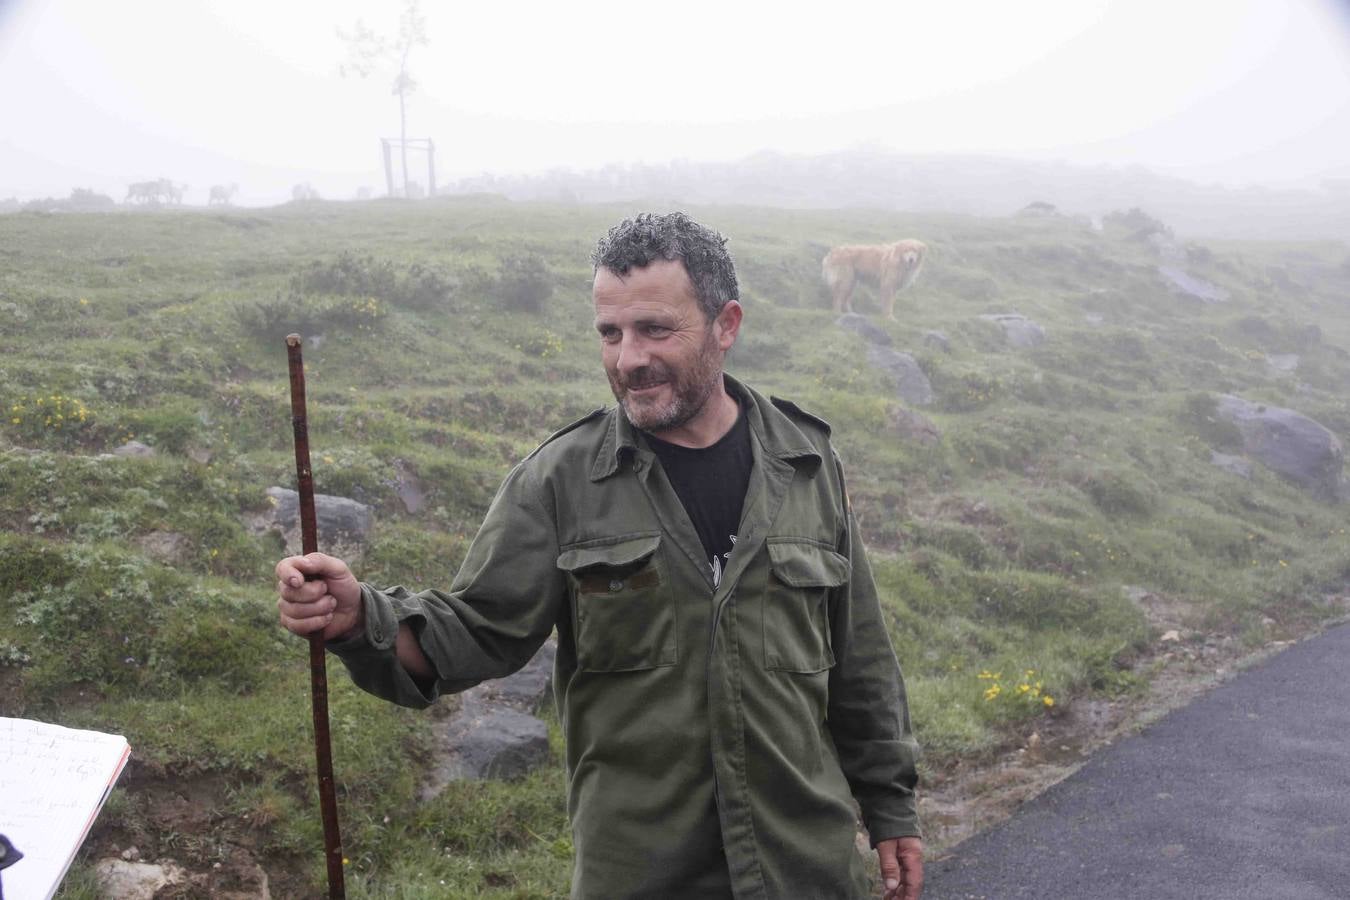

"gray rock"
[1216, 395, 1344, 498]
[1147, 232, 1187, 262]
[888, 407, 942, 445]
[94, 860, 187, 900]
[263, 486, 373, 547]
[1210, 451, 1252, 480]
[867, 345, 933, 406]
[923, 330, 952, 353]
[1121, 585, 1152, 605]
[979, 314, 1046, 349]
[1159, 266, 1229, 303]
[463, 640, 557, 713]
[421, 706, 551, 797]
[113, 440, 155, 458]
[136, 531, 192, 565]
[1266, 354, 1300, 374]
[835, 312, 892, 346]
[393, 459, 428, 514]
[419, 641, 559, 800]
[1017, 201, 1059, 217]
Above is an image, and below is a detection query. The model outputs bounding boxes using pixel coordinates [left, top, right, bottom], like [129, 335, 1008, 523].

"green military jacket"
[330, 375, 920, 899]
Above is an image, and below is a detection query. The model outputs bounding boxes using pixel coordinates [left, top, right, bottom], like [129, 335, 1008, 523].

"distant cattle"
[125, 180, 163, 205]
[292, 183, 321, 202]
[125, 178, 187, 206]
[209, 183, 239, 205]
[821, 239, 927, 319]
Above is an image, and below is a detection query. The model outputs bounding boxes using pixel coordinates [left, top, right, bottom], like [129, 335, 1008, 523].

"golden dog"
[821, 239, 927, 319]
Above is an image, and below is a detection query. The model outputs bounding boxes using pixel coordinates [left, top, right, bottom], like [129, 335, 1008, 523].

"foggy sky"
[1, 0, 1348, 205]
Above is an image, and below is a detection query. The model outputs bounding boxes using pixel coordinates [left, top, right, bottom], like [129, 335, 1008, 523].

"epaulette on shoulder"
[526, 406, 608, 459]
[770, 396, 832, 436]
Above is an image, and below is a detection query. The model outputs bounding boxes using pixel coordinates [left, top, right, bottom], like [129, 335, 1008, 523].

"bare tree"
[339, 1, 428, 199]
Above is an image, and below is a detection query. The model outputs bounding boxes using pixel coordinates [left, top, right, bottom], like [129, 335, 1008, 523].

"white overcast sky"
[1, 0, 1348, 204]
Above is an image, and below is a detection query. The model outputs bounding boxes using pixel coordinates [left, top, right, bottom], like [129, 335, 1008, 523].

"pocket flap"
[767, 541, 849, 588]
[557, 534, 661, 573]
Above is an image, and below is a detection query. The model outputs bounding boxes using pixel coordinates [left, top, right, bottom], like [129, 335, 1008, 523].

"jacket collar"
[589, 373, 822, 482]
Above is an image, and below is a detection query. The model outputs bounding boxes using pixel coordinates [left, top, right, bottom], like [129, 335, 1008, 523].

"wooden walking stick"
[285, 333, 346, 899]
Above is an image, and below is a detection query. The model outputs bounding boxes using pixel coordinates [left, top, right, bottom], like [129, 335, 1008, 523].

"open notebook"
[0, 717, 130, 900]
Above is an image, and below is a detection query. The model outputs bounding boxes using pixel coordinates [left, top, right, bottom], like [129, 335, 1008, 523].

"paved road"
[925, 623, 1350, 900]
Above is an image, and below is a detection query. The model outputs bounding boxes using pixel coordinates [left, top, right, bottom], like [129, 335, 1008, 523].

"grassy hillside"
[2, 198, 1348, 897]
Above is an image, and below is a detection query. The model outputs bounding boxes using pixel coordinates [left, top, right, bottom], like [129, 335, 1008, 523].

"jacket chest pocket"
[557, 533, 677, 673]
[763, 540, 847, 673]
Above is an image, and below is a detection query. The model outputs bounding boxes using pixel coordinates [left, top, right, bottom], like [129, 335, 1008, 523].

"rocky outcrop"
[1265, 354, 1300, 374]
[252, 487, 374, 560]
[422, 706, 550, 792]
[835, 312, 892, 347]
[420, 640, 557, 800]
[1159, 266, 1229, 304]
[113, 440, 155, 458]
[1215, 396, 1344, 499]
[888, 407, 942, 445]
[392, 459, 428, 514]
[923, 330, 952, 353]
[94, 859, 187, 899]
[1209, 451, 1252, 480]
[979, 314, 1046, 349]
[135, 531, 192, 565]
[868, 346, 934, 407]
[835, 313, 934, 406]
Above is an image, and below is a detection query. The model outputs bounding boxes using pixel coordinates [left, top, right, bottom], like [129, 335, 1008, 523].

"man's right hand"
[276, 553, 364, 642]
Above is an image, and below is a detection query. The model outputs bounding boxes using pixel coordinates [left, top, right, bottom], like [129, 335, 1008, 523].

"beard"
[609, 330, 723, 435]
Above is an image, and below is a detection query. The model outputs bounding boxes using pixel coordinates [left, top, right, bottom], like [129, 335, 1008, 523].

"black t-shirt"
[645, 406, 753, 587]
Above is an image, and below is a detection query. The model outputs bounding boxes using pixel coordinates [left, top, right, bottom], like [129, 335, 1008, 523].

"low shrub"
[1102, 207, 1171, 240]
[233, 290, 389, 341]
[932, 369, 1005, 412]
[1177, 392, 1243, 450]
[5, 391, 95, 449]
[293, 252, 458, 312]
[910, 521, 1006, 569]
[964, 568, 1144, 637]
[494, 253, 554, 313]
[946, 413, 1053, 471]
[1077, 467, 1160, 517]
[3, 538, 283, 697]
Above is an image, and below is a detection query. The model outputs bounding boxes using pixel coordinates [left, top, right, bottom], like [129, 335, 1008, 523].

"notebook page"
[0, 717, 130, 900]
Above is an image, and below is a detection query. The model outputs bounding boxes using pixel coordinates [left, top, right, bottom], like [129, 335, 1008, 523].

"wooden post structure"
[427, 139, 437, 197]
[381, 139, 395, 199]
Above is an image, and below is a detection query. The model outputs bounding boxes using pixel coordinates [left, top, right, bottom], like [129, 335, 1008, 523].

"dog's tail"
[821, 250, 844, 288]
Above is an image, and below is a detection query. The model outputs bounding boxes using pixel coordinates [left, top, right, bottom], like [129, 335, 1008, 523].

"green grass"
[3, 200, 1348, 895]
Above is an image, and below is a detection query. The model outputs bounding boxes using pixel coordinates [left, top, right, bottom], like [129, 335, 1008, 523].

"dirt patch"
[82, 761, 309, 899]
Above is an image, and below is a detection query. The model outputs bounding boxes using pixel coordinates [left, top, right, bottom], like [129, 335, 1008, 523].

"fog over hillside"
[447, 149, 1350, 242]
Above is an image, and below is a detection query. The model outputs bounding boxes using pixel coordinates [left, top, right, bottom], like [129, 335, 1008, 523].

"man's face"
[592, 259, 739, 436]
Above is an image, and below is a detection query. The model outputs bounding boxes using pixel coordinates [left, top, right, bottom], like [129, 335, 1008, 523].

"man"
[276, 212, 923, 899]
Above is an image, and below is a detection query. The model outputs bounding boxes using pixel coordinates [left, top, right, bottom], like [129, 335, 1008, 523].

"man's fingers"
[899, 838, 924, 900]
[877, 839, 901, 900]
[275, 556, 309, 588]
[279, 609, 334, 635]
[279, 592, 336, 617]
[276, 552, 347, 586]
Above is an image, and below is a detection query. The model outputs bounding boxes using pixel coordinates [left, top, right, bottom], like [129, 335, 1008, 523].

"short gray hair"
[590, 212, 739, 320]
